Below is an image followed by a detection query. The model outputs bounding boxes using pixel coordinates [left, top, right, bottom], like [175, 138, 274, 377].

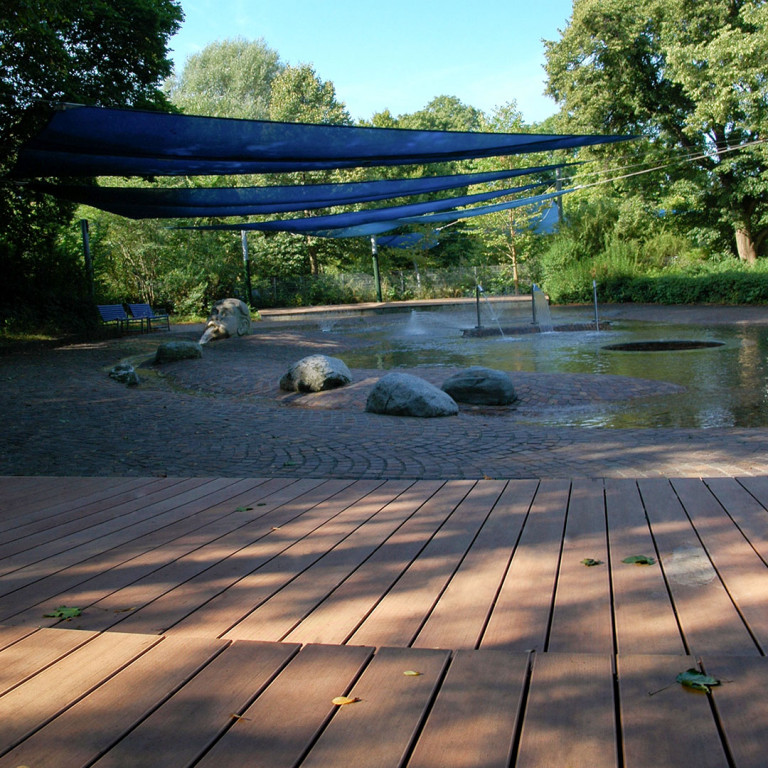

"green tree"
[0, 0, 183, 326]
[398, 95, 483, 132]
[544, 0, 768, 263]
[267, 63, 352, 276]
[268, 63, 351, 125]
[164, 37, 283, 119]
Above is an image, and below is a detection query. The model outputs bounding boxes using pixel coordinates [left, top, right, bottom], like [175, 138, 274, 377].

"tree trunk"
[508, 210, 519, 295]
[306, 235, 319, 275]
[736, 227, 758, 264]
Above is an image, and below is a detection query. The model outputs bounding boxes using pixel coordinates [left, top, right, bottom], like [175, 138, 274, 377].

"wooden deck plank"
[118, 478, 396, 637]
[0, 477, 213, 566]
[0, 624, 38, 652]
[165, 480, 415, 638]
[0, 635, 226, 768]
[706, 477, 768, 564]
[516, 653, 618, 768]
[0, 477, 258, 558]
[637, 478, 758, 656]
[413, 480, 539, 651]
[224, 479, 446, 642]
[348, 480, 508, 649]
[0, 477, 139, 527]
[618, 654, 730, 768]
[92, 640, 299, 768]
[672, 478, 768, 654]
[0, 627, 98, 697]
[65, 478, 354, 634]
[0, 477, 229, 581]
[0, 477, 305, 627]
[547, 478, 614, 653]
[254, 480, 474, 644]
[0, 630, 160, 756]
[704, 655, 768, 768]
[0, 477, 162, 538]
[480, 479, 570, 652]
[299, 646, 450, 768]
[604, 479, 684, 655]
[407, 650, 528, 768]
[196, 644, 374, 768]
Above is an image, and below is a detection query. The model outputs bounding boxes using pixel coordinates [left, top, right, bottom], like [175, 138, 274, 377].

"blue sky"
[169, 0, 574, 124]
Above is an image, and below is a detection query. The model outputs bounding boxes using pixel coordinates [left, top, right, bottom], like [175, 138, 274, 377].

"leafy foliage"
[543, 0, 768, 262]
[44, 605, 83, 619]
[622, 555, 656, 565]
[676, 668, 720, 693]
[1, 0, 183, 329]
[164, 37, 281, 119]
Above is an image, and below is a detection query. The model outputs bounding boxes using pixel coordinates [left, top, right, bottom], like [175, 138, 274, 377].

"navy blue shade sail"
[12, 105, 634, 177]
[29, 164, 568, 219]
[305, 190, 568, 239]
[179, 181, 547, 234]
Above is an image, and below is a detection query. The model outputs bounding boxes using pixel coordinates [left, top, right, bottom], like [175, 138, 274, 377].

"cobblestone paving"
[4, 304, 768, 480]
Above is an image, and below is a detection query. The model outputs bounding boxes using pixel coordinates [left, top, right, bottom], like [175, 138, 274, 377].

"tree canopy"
[0, 0, 184, 326]
[544, 0, 768, 262]
[164, 37, 282, 120]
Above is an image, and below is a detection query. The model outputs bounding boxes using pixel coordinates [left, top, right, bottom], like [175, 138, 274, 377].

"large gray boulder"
[366, 372, 459, 417]
[154, 340, 202, 364]
[441, 366, 517, 405]
[280, 354, 352, 393]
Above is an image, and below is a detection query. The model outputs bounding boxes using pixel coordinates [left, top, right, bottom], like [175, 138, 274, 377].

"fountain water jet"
[532, 285, 554, 332]
[476, 285, 506, 337]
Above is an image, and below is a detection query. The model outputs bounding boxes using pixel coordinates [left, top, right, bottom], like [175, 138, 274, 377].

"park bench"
[96, 304, 143, 334]
[126, 303, 170, 332]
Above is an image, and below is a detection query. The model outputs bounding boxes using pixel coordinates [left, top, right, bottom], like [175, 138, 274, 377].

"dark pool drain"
[602, 340, 725, 352]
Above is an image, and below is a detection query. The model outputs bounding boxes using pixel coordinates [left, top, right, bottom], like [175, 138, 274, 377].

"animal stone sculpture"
[365, 372, 458, 417]
[199, 298, 252, 344]
[280, 355, 352, 393]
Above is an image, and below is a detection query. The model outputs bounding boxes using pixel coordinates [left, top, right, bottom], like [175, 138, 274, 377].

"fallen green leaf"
[235, 506, 253, 512]
[676, 668, 720, 693]
[581, 558, 602, 567]
[623, 555, 656, 565]
[44, 606, 82, 620]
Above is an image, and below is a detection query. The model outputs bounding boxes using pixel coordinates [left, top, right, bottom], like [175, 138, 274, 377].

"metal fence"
[251, 265, 530, 308]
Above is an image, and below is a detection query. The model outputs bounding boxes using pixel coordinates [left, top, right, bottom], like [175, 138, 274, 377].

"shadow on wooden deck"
[1, 475, 766, 766]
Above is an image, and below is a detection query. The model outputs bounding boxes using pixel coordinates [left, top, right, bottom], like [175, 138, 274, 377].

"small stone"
[108, 363, 140, 386]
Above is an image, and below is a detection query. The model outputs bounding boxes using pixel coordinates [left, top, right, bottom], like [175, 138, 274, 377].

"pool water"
[332, 307, 768, 429]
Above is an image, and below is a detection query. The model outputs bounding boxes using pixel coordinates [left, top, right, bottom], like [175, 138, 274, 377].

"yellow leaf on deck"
[332, 696, 359, 706]
[403, 670, 422, 676]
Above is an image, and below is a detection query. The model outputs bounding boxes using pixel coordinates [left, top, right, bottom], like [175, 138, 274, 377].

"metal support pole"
[555, 168, 564, 224]
[80, 219, 94, 299]
[593, 280, 600, 331]
[531, 283, 537, 325]
[241, 230, 252, 305]
[475, 285, 482, 328]
[370, 236, 383, 302]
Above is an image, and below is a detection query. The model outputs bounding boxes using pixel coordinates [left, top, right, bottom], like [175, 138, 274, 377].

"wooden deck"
[1, 475, 767, 766]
